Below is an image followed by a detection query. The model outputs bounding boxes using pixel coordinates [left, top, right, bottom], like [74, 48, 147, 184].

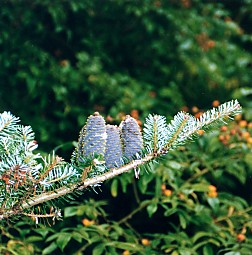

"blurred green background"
[1, 0, 252, 155]
[1, 1, 252, 254]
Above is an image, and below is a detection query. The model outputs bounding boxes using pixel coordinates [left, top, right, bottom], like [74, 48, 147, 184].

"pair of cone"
[77, 112, 143, 169]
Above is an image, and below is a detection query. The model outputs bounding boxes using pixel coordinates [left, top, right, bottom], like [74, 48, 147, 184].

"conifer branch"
[0, 100, 242, 221]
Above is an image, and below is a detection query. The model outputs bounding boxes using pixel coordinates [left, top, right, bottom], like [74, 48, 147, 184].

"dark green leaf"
[203, 245, 214, 255]
[71, 231, 84, 243]
[56, 233, 72, 251]
[42, 242, 58, 255]
[92, 244, 105, 255]
[147, 202, 158, 217]
[111, 179, 118, 197]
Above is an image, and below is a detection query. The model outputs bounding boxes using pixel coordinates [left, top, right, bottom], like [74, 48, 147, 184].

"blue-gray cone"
[120, 115, 143, 160]
[105, 125, 123, 169]
[79, 112, 107, 158]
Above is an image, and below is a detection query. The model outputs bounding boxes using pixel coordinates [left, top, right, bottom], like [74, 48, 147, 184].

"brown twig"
[117, 200, 152, 225]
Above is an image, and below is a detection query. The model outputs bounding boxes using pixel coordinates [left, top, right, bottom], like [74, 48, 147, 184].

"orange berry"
[141, 238, 151, 246]
[131, 109, 139, 119]
[234, 114, 242, 121]
[197, 129, 205, 135]
[237, 233, 246, 242]
[208, 191, 218, 198]
[161, 184, 166, 191]
[225, 134, 230, 141]
[163, 189, 172, 197]
[194, 112, 203, 119]
[192, 106, 199, 113]
[220, 126, 228, 132]
[122, 250, 130, 255]
[208, 185, 217, 192]
[212, 100, 220, 107]
[239, 120, 247, 128]
[218, 135, 225, 141]
[242, 131, 250, 139]
[207, 40, 216, 49]
[247, 137, 252, 144]
[82, 218, 95, 227]
[230, 129, 237, 135]
[248, 122, 252, 129]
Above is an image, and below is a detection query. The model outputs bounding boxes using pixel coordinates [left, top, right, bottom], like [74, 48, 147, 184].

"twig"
[186, 168, 209, 183]
[117, 200, 152, 225]
[132, 178, 141, 204]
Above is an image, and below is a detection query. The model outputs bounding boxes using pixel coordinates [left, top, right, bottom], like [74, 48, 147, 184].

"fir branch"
[0, 112, 19, 134]
[161, 99, 241, 152]
[35, 154, 63, 183]
[143, 114, 168, 154]
[0, 100, 242, 221]
[164, 112, 190, 151]
[197, 99, 241, 129]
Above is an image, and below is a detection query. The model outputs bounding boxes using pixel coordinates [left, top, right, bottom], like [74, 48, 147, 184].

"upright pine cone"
[120, 115, 143, 159]
[105, 125, 123, 169]
[78, 112, 107, 159]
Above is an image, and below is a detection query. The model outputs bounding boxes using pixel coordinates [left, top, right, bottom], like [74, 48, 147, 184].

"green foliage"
[1, 1, 252, 254]
[1, 0, 252, 152]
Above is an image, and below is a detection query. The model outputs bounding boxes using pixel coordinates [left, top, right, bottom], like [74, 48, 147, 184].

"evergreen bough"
[0, 100, 242, 222]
